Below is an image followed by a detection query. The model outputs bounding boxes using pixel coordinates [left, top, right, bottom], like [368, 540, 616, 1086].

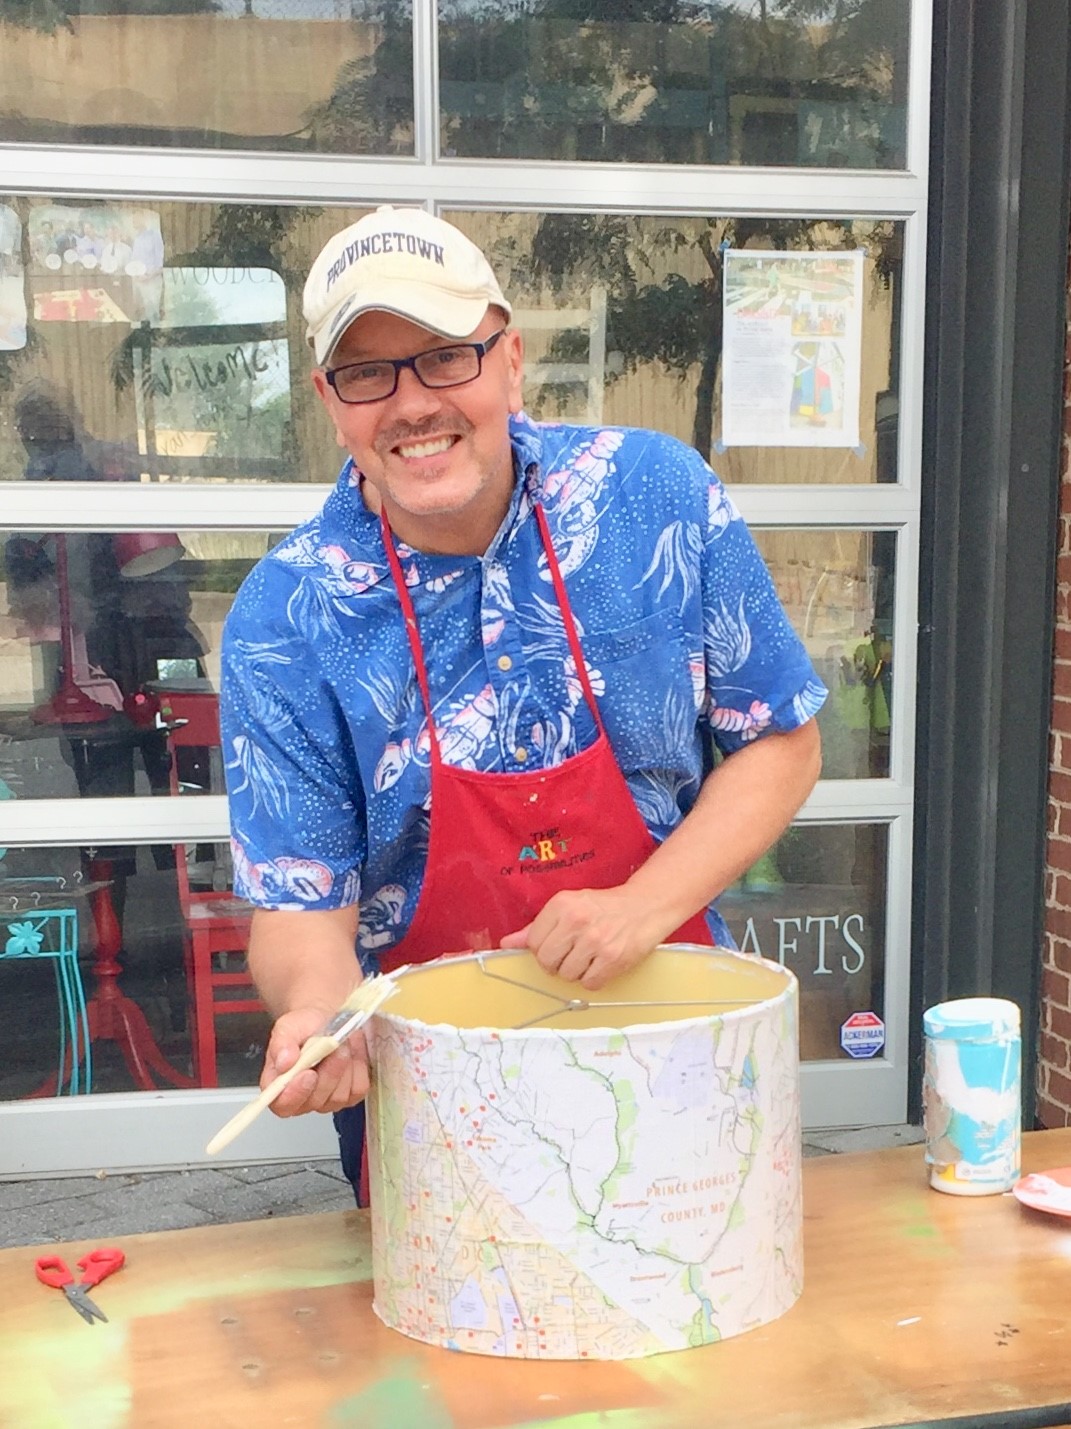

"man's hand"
[261, 1006, 370, 1117]
[499, 886, 664, 991]
[247, 906, 367, 1117]
[497, 721, 823, 993]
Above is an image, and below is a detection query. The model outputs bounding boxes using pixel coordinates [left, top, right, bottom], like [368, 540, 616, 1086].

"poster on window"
[28, 204, 164, 324]
[721, 249, 864, 449]
[0, 205, 27, 350]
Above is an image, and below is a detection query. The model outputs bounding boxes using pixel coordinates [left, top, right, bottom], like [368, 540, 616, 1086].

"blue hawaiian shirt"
[220, 414, 827, 966]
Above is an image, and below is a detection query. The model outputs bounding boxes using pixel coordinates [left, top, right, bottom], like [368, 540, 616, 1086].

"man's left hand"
[499, 886, 664, 990]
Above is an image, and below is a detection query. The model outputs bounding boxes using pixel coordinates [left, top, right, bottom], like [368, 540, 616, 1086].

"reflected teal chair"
[0, 887, 91, 1095]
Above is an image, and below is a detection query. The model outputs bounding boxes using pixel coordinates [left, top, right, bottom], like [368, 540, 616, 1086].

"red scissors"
[35, 1248, 125, 1325]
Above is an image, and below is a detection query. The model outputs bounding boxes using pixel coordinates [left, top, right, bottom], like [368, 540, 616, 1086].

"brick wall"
[1038, 234, 1071, 1126]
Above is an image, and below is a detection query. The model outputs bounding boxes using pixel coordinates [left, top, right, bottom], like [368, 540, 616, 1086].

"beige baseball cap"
[303, 206, 512, 366]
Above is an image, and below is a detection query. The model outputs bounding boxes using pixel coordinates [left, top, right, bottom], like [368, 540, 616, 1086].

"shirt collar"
[323, 415, 548, 580]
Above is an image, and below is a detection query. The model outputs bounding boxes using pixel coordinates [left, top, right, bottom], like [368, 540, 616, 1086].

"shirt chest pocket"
[579, 610, 697, 774]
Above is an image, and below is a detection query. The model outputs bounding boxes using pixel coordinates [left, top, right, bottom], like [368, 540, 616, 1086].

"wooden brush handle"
[205, 1032, 341, 1156]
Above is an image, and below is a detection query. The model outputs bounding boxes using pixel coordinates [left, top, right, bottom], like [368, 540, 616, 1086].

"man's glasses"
[325, 329, 506, 405]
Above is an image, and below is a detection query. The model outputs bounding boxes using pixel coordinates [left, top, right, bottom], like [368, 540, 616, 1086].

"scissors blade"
[67, 1286, 108, 1324]
[62, 1285, 105, 1324]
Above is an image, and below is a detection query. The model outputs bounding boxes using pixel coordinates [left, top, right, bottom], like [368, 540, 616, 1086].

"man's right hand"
[261, 1006, 370, 1117]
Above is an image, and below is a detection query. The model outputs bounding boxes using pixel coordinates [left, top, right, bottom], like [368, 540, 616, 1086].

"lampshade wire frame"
[471, 955, 762, 1028]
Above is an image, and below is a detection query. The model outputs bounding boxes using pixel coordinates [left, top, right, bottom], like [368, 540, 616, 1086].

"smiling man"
[220, 206, 826, 1201]
[311, 309, 521, 558]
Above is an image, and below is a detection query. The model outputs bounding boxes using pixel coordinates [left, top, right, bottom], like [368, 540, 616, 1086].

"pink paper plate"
[1012, 1166, 1071, 1218]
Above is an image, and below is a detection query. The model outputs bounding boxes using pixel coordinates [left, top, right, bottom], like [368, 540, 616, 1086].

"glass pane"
[0, 841, 267, 1099]
[0, 3, 413, 155]
[0, 200, 903, 487]
[752, 529, 895, 779]
[445, 209, 904, 482]
[0, 197, 375, 484]
[720, 823, 888, 1063]
[439, 2, 909, 168]
[0, 528, 285, 798]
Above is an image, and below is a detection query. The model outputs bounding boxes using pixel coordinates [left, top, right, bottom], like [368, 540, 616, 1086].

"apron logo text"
[514, 826, 596, 874]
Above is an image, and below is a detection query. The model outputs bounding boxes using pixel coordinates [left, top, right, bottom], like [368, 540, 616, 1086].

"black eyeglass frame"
[324, 328, 507, 405]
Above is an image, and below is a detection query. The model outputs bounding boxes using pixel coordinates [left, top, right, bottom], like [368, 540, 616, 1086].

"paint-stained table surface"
[4, 1129, 1071, 1429]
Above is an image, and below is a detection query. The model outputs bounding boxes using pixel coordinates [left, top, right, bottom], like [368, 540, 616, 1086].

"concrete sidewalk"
[0, 1124, 925, 1251]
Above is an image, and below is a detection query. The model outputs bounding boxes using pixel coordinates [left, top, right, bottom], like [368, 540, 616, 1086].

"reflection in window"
[140, 268, 291, 480]
[24, 225, 294, 478]
[0, 526, 283, 800]
[447, 209, 903, 482]
[439, 1, 908, 169]
[0, 205, 27, 351]
[721, 823, 888, 1062]
[0, 197, 372, 485]
[0, 841, 269, 1101]
[0, 198, 902, 487]
[752, 529, 895, 779]
[0, 2, 413, 155]
[29, 203, 164, 325]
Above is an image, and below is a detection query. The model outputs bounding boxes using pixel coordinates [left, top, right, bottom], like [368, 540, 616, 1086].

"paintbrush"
[205, 969, 408, 1156]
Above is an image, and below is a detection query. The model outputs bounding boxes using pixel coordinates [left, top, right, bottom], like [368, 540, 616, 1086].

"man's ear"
[503, 328, 525, 415]
[311, 368, 348, 447]
[311, 367, 331, 405]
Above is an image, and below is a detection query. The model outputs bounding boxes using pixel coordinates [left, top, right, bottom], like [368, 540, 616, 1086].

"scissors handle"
[77, 1248, 125, 1288]
[35, 1256, 74, 1289]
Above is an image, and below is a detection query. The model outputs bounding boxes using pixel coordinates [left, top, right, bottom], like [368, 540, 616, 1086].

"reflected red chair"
[160, 690, 263, 1087]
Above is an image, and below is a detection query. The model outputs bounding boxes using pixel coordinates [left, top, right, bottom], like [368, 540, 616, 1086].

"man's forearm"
[248, 906, 362, 1019]
[624, 718, 822, 939]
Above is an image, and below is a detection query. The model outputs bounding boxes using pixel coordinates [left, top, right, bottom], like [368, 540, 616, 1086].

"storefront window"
[721, 822, 888, 1062]
[446, 209, 904, 482]
[0, 528, 283, 799]
[0, 2, 413, 154]
[439, 1, 909, 168]
[754, 529, 895, 779]
[0, 840, 269, 1099]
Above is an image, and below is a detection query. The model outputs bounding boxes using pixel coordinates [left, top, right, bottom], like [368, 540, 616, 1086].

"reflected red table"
[90, 853, 194, 1091]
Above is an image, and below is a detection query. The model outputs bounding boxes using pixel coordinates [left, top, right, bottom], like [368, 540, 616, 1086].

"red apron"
[377, 500, 713, 971]
[353, 501, 713, 1201]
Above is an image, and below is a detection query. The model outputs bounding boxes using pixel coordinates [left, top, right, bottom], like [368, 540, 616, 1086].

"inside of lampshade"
[379, 946, 791, 1032]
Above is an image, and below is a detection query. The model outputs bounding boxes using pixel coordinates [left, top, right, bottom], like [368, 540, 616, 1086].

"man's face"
[312, 307, 524, 557]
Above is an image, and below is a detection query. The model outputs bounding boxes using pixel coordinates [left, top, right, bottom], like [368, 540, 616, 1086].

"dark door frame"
[913, 0, 1071, 1121]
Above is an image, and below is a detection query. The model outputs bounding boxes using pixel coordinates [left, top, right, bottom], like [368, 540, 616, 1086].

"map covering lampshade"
[366, 945, 802, 1359]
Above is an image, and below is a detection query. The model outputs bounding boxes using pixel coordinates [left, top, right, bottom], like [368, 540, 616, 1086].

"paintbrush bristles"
[341, 975, 380, 1011]
[337, 972, 399, 1017]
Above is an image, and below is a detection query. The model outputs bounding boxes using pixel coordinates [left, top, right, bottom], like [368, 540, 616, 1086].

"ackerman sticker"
[840, 1010, 886, 1059]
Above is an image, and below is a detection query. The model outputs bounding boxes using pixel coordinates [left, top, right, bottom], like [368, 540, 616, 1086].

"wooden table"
[4, 1130, 1071, 1429]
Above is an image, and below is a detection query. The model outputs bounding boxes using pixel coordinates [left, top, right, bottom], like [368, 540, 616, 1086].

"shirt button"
[514, 747, 528, 763]
[497, 655, 513, 672]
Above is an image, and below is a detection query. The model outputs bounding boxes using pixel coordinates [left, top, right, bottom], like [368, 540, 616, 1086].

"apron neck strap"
[379, 510, 443, 769]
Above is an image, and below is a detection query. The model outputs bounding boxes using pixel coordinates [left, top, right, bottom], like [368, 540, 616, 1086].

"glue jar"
[922, 997, 1021, 1195]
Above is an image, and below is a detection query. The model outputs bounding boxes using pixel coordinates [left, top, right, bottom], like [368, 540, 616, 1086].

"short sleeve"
[220, 561, 365, 911]
[701, 470, 828, 756]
